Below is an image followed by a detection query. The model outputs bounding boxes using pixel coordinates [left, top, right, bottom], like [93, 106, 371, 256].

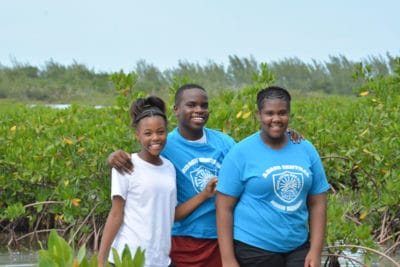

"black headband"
[134, 107, 166, 125]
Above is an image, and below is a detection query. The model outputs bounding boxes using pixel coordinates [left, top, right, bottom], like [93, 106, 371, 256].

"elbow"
[174, 205, 186, 222]
[174, 214, 182, 222]
[109, 210, 124, 224]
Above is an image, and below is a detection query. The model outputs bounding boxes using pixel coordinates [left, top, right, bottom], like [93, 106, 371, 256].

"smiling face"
[174, 88, 209, 140]
[136, 115, 168, 164]
[257, 98, 290, 147]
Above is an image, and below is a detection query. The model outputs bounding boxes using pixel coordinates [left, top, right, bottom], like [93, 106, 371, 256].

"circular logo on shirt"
[273, 171, 304, 203]
[190, 166, 218, 193]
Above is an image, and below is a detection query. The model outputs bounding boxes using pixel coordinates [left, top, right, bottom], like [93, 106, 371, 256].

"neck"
[137, 152, 162, 166]
[260, 132, 288, 149]
[178, 127, 204, 141]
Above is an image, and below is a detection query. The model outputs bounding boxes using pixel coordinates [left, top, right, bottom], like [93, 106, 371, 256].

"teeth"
[192, 117, 204, 121]
[150, 143, 161, 148]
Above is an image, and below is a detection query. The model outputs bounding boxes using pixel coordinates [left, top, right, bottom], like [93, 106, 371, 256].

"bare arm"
[108, 150, 133, 175]
[304, 193, 327, 267]
[98, 196, 125, 267]
[216, 192, 240, 267]
[175, 177, 217, 221]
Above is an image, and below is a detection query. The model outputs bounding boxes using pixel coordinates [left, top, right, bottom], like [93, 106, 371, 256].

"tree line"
[0, 53, 398, 102]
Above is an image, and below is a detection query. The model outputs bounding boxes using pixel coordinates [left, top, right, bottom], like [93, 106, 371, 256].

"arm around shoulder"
[107, 150, 133, 175]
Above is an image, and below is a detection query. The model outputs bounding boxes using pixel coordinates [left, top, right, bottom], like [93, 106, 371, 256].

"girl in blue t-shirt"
[216, 86, 330, 267]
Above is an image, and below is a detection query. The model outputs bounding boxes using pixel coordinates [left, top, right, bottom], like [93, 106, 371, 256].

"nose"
[271, 114, 281, 121]
[151, 133, 159, 141]
[194, 104, 207, 113]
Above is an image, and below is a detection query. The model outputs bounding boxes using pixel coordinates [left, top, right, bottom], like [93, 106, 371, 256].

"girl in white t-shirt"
[98, 96, 177, 267]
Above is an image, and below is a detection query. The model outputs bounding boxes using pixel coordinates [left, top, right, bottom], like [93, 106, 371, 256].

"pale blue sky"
[1, 0, 399, 72]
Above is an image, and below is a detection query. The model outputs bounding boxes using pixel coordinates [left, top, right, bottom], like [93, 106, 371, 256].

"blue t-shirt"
[162, 127, 236, 238]
[217, 132, 329, 252]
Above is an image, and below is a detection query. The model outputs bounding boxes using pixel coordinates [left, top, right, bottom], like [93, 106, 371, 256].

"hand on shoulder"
[108, 150, 133, 174]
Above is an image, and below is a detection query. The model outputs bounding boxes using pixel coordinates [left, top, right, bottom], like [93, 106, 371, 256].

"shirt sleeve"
[111, 168, 129, 200]
[308, 144, 330, 195]
[217, 151, 244, 197]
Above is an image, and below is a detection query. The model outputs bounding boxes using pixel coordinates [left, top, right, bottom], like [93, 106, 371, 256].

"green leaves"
[37, 230, 145, 267]
[38, 230, 75, 267]
[111, 245, 145, 267]
[1, 202, 25, 221]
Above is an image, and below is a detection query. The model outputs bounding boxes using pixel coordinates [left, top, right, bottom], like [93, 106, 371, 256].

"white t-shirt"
[108, 153, 177, 267]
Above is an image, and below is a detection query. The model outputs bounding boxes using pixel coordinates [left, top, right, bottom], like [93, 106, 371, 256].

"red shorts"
[170, 236, 222, 267]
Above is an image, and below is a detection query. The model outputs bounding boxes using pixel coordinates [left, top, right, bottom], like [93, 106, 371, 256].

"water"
[322, 249, 400, 266]
[0, 250, 37, 267]
[29, 104, 106, 109]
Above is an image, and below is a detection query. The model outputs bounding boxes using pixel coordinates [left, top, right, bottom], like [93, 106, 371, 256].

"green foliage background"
[0, 58, 399, 262]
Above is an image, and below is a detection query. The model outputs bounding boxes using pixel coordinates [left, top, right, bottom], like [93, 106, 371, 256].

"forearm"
[98, 210, 123, 266]
[175, 177, 217, 221]
[217, 208, 236, 263]
[175, 191, 209, 221]
[216, 193, 239, 266]
[308, 194, 327, 256]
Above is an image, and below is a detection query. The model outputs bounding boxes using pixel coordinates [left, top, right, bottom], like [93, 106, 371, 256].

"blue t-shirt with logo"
[162, 127, 236, 238]
[217, 131, 329, 252]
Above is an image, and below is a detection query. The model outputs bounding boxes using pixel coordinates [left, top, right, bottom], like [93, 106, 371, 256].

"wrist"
[199, 190, 211, 200]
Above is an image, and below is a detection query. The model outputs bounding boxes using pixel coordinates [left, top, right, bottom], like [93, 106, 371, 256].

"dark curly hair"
[129, 96, 167, 127]
[256, 86, 291, 111]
